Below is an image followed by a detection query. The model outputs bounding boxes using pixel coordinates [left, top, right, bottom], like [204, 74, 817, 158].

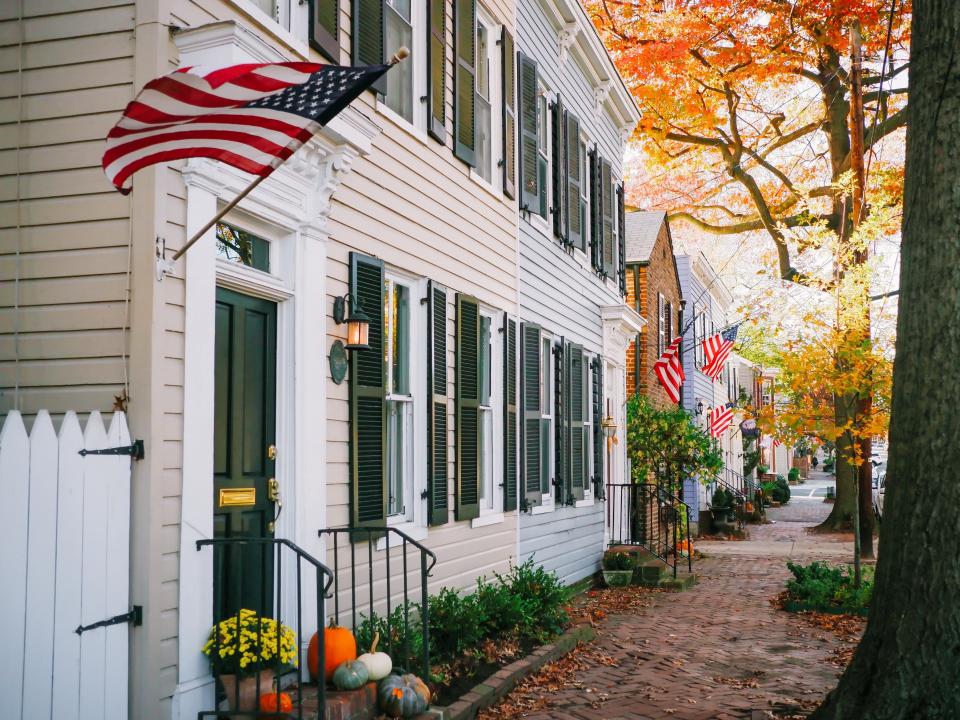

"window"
[477, 312, 503, 511]
[657, 293, 667, 356]
[473, 9, 502, 187]
[215, 222, 270, 273]
[694, 305, 707, 368]
[582, 353, 594, 499]
[384, 0, 414, 122]
[536, 85, 549, 217]
[579, 139, 589, 251]
[385, 276, 414, 520]
[540, 334, 553, 500]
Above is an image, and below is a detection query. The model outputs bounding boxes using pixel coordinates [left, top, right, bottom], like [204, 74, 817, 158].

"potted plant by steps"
[203, 609, 299, 711]
[602, 550, 637, 587]
[710, 487, 737, 523]
[788, 467, 801, 485]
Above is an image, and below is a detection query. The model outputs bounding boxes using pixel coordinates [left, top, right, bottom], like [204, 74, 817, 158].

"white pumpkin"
[356, 632, 393, 681]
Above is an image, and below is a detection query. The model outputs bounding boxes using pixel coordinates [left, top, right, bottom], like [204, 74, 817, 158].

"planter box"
[601, 569, 634, 587]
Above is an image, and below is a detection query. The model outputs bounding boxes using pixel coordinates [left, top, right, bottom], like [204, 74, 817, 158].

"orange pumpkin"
[307, 622, 357, 681]
[259, 691, 293, 719]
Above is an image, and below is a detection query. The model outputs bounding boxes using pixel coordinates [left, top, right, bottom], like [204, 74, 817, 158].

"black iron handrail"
[606, 483, 693, 578]
[319, 526, 437, 680]
[196, 536, 334, 719]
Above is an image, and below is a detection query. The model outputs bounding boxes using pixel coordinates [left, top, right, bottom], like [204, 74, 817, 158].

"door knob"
[267, 477, 280, 502]
[267, 444, 277, 460]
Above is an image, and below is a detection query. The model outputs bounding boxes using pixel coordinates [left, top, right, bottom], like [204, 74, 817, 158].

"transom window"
[215, 222, 270, 273]
[385, 276, 414, 519]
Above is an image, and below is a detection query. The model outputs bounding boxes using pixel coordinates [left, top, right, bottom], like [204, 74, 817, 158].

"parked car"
[872, 468, 886, 519]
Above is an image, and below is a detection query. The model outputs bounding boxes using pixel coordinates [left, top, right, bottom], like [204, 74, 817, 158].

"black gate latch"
[79, 439, 145, 461]
[75, 606, 143, 635]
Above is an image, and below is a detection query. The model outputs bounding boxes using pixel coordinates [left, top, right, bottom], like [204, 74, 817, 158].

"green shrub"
[355, 602, 424, 670]
[428, 587, 487, 659]
[788, 467, 801, 483]
[784, 561, 873, 614]
[496, 558, 569, 642]
[474, 575, 527, 639]
[602, 551, 636, 571]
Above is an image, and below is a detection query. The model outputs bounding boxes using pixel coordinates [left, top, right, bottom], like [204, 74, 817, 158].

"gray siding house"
[675, 252, 734, 527]
[514, 0, 641, 585]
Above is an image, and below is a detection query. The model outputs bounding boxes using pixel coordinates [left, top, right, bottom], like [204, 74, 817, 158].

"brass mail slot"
[219, 487, 256, 507]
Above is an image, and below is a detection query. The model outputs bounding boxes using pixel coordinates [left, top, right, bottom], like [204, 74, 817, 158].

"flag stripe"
[653, 337, 684, 404]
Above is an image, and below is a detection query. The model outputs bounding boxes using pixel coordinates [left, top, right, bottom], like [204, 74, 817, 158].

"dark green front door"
[213, 287, 278, 621]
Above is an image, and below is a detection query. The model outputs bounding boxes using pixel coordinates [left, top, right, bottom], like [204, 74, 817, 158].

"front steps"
[607, 545, 697, 590]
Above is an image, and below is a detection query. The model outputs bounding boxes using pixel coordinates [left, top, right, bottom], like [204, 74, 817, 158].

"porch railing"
[606, 483, 693, 578]
[197, 537, 334, 719]
[318, 527, 438, 680]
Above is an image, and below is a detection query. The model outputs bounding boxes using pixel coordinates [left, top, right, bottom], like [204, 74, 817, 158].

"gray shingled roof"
[625, 210, 667, 263]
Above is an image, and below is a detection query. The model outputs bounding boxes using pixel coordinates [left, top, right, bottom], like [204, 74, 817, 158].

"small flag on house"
[708, 403, 735, 438]
[654, 337, 685, 404]
[702, 324, 740, 381]
[102, 60, 392, 194]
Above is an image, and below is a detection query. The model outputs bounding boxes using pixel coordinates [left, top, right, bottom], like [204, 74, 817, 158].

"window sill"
[530, 503, 554, 515]
[525, 212, 551, 235]
[469, 167, 503, 201]
[471, 512, 505, 529]
[229, 0, 310, 60]
[575, 497, 595, 508]
[375, 522, 427, 551]
[375, 98, 431, 147]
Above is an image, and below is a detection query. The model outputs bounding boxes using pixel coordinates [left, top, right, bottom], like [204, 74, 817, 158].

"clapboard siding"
[516, 0, 630, 582]
[0, 1, 135, 416]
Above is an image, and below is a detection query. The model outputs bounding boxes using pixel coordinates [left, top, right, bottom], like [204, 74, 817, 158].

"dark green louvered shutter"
[350, 253, 386, 528]
[551, 99, 565, 241]
[455, 294, 480, 520]
[591, 355, 604, 499]
[428, 0, 446, 142]
[308, 0, 339, 61]
[601, 159, 614, 274]
[589, 148, 601, 271]
[617, 184, 626, 296]
[503, 315, 518, 511]
[353, 0, 386, 94]
[566, 112, 581, 249]
[521, 323, 542, 509]
[427, 282, 449, 525]
[567, 344, 585, 501]
[517, 53, 539, 212]
[553, 336, 566, 504]
[453, 0, 476, 165]
[501, 28, 516, 200]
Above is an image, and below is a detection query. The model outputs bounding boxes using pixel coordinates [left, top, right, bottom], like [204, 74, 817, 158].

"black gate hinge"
[75, 606, 143, 635]
[79, 439, 145, 461]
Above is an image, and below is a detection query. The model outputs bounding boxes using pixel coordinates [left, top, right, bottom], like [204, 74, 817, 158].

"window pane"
[389, 283, 410, 394]
[479, 407, 493, 505]
[540, 418, 550, 494]
[540, 337, 551, 415]
[476, 24, 489, 100]
[387, 400, 405, 516]
[476, 95, 492, 182]
[479, 315, 491, 404]
[215, 222, 270, 273]
[252, 0, 277, 18]
[385, 7, 413, 122]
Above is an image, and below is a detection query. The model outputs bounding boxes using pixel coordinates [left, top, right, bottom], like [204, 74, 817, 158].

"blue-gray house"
[514, 0, 641, 585]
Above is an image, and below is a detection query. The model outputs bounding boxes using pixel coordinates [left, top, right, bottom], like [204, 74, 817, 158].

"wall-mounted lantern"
[333, 294, 371, 351]
[696, 400, 704, 417]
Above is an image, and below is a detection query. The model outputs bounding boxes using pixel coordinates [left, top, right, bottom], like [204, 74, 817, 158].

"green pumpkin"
[378, 673, 431, 718]
[332, 659, 369, 691]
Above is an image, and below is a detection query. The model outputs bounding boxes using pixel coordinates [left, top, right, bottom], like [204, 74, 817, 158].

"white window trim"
[230, 0, 310, 58]
[529, 84, 553, 235]
[381, 269, 428, 541]
[469, 6, 503, 195]
[539, 332, 555, 509]
[475, 306, 503, 518]
[376, 0, 428, 139]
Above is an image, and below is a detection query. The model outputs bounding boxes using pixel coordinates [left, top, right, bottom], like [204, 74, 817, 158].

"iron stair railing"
[197, 536, 334, 719]
[319, 526, 438, 680]
[606, 483, 694, 578]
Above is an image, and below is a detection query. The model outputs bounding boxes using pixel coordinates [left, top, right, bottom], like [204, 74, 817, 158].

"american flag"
[103, 61, 390, 194]
[708, 403, 735, 438]
[653, 337, 685, 404]
[702, 324, 739, 381]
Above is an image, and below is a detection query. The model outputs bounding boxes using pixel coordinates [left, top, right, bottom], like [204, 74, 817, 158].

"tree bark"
[811, 1, 960, 716]
[817, 402, 857, 530]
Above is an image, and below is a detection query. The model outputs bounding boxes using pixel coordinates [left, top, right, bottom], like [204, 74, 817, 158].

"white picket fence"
[0, 410, 131, 720]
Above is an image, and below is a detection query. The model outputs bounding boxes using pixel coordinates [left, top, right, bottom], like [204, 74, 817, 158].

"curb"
[416, 623, 597, 720]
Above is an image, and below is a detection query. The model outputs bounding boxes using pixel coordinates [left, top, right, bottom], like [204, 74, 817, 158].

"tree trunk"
[857, 433, 874, 559]
[817, 399, 857, 530]
[812, 2, 960, 716]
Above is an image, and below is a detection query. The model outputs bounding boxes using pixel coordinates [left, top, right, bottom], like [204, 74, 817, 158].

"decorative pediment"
[601, 304, 645, 366]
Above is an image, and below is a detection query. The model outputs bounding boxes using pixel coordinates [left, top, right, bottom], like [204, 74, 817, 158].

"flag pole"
[169, 47, 410, 264]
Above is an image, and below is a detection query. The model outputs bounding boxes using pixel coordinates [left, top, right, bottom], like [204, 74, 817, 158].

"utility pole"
[848, 18, 873, 576]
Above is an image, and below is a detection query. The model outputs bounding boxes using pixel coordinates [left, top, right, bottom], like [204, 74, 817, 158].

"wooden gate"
[0, 410, 132, 720]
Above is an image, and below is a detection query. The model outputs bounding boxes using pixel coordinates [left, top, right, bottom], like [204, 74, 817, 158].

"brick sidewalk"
[482, 499, 858, 720]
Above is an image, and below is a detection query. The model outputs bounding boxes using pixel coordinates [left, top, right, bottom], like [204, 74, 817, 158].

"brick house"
[624, 212, 683, 407]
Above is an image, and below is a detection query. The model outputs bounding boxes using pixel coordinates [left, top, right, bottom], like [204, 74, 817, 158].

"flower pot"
[602, 569, 634, 587]
[219, 669, 276, 711]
